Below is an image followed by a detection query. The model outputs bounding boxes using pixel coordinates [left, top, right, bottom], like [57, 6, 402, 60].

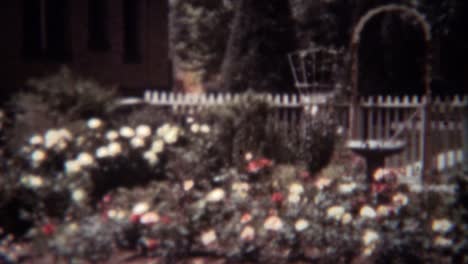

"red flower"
[246, 158, 273, 173]
[130, 213, 141, 224]
[41, 223, 56, 236]
[372, 182, 387, 193]
[271, 192, 284, 203]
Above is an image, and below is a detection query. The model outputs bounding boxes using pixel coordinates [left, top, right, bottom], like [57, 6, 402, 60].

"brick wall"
[0, 0, 170, 98]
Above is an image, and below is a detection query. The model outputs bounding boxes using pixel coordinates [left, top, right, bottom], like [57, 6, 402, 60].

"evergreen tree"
[220, 0, 297, 93]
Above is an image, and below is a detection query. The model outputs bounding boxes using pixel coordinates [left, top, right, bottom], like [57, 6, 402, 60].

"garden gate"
[348, 4, 434, 182]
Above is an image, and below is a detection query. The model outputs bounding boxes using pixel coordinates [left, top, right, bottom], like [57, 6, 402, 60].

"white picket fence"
[135, 91, 467, 178]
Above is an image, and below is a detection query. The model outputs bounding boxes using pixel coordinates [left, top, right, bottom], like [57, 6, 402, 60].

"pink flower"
[299, 170, 311, 180]
[139, 237, 159, 250]
[241, 213, 252, 224]
[246, 158, 273, 173]
[41, 223, 56, 236]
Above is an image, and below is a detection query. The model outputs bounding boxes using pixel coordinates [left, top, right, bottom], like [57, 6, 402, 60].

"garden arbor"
[347, 5, 433, 182]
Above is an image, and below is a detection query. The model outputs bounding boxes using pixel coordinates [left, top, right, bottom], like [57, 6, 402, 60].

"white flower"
[201, 229, 217, 246]
[156, 124, 171, 137]
[336, 126, 344, 135]
[363, 245, 376, 256]
[392, 193, 409, 207]
[206, 188, 225, 202]
[190, 123, 200, 133]
[31, 150, 47, 166]
[289, 182, 304, 195]
[183, 180, 194, 191]
[310, 105, 319, 116]
[373, 168, 389, 181]
[433, 236, 453, 247]
[362, 229, 379, 245]
[87, 118, 103, 129]
[315, 177, 332, 190]
[58, 128, 73, 141]
[44, 129, 72, 151]
[105, 130, 119, 141]
[294, 219, 309, 231]
[95, 146, 110, 159]
[151, 140, 164, 154]
[140, 212, 160, 225]
[200, 124, 210, 133]
[76, 152, 94, 167]
[108, 142, 122, 156]
[132, 202, 150, 215]
[130, 137, 145, 149]
[21, 174, 44, 188]
[135, 125, 152, 138]
[287, 194, 301, 204]
[163, 126, 180, 144]
[186, 117, 194, 124]
[157, 124, 180, 144]
[143, 151, 158, 165]
[119, 126, 135, 138]
[431, 219, 454, 234]
[264, 216, 283, 231]
[107, 209, 128, 221]
[360, 206, 377, 219]
[72, 189, 87, 203]
[240, 226, 255, 241]
[29, 134, 44, 146]
[338, 182, 357, 194]
[232, 182, 250, 199]
[244, 152, 253, 161]
[65, 160, 82, 175]
[326, 205, 345, 221]
[376, 205, 392, 217]
[65, 223, 79, 234]
[341, 213, 353, 224]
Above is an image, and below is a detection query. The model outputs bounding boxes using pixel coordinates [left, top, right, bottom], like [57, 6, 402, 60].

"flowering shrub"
[0, 95, 466, 263]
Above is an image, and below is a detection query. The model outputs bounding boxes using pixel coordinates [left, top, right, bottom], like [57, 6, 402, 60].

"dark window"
[23, 0, 43, 59]
[88, 0, 109, 51]
[123, 0, 141, 63]
[45, 0, 70, 61]
[23, 0, 70, 61]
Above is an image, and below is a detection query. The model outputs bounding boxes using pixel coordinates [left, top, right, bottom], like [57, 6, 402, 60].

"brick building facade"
[0, 0, 170, 98]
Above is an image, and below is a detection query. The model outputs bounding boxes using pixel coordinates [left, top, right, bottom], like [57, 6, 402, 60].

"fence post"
[463, 101, 468, 176]
[420, 96, 433, 184]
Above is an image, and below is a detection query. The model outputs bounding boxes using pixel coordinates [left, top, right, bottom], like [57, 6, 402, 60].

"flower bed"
[0, 97, 466, 263]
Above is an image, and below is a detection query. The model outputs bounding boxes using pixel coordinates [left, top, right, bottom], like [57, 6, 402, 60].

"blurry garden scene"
[0, 1, 467, 263]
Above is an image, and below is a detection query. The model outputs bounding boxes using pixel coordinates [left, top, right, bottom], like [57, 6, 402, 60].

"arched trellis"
[348, 4, 434, 180]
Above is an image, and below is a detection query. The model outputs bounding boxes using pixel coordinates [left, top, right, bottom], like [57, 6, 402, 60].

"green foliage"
[4, 67, 116, 151]
[25, 67, 116, 121]
[170, 0, 234, 81]
[221, 0, 296, 93]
